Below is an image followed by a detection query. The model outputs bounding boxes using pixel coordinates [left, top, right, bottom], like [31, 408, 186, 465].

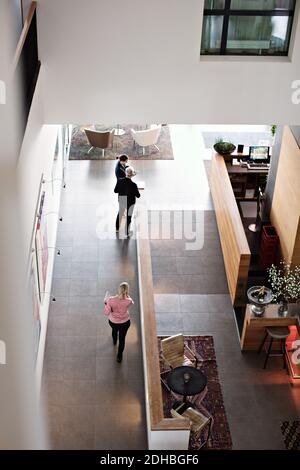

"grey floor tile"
[62, 380, 98, 406]
[72, 245, 99, 262]
[48, 405, 96, 450]
[154, 294, 181, 313]
[176, 257, 207, 275]
[180, 295, 209, 313]
[177, 275, 206, 294]
[51, 279, 71, 297]
[70, 262, 99, 280]
[47, 314, 68, 337]
[44, 357, 65, 381]
[153, 276, 179, 294]
[66, 314, 98, 337]
[182, 312, 211, 334]
[68, 296, 102, 315]
[206, 294, 233, 314]
[69, 279, 99, 296]
[49, 297, 69, 316]
[56, 231, 74, 247]
[156, 312, 184, 335]
[64, 356, 96, 380]
[151, 257, 178, 276]
[65, 336, 97, 357]
[45, 336, 66, 358]
[52, 262, 72, 279]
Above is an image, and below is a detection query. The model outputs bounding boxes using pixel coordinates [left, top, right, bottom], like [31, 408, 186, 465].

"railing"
[12, 2, 40, 135]
[136, 206, 191, 449]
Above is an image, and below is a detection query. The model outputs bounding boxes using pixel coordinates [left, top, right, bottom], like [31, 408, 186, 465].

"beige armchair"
[170, 403, 212, 449]
[161, 334, 201, 369]
[131, 124, 161, 155]
[84, 128, 114, 157]
[160, 334, 202, 394]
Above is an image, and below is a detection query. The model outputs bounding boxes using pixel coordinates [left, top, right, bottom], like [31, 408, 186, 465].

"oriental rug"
[158, 335, 232, 450]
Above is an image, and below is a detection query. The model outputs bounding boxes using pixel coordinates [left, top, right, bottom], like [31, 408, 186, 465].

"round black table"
[167, 366, 207, 407]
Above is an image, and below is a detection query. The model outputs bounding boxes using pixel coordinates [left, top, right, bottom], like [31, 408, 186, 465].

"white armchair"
[131, 124, 161, 155]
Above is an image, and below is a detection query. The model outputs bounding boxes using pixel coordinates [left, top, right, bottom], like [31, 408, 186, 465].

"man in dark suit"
[115, 154, 129, 180]
[114, 166, 140, 237]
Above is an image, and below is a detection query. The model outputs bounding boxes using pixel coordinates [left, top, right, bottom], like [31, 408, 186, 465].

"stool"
[258, 326, 290, 369]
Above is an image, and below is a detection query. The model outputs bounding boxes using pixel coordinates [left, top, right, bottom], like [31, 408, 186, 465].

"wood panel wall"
[210, 153, 251, 306]
[270, 126, 300, 265]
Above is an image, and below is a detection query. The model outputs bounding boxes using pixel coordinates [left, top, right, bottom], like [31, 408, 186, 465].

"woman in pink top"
[104, 282, 134, 363]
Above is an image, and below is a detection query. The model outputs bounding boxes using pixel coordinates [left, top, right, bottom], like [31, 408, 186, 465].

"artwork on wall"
[35, 190, 48, 303]
[29, 252, 41, 360]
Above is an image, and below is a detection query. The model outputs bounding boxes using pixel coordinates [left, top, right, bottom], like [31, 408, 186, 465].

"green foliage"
[270, 124, 277, 137]
[214, 138, 236, 154]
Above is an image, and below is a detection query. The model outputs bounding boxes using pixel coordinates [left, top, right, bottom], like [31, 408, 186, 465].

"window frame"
[201, 0, 295, 56]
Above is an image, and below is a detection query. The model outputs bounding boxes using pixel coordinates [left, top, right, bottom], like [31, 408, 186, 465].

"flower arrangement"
[268, 261, 300, 303]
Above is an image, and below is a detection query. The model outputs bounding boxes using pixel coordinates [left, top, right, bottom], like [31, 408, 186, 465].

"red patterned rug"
[158, 335, 232, 450]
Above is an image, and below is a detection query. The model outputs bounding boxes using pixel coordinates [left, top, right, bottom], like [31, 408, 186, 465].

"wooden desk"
[241, 304, 300, 351]
[226, 163, 269, 200]
[241, 304, 300, 379]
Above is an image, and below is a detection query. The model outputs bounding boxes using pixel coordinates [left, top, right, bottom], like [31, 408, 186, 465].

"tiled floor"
[43, 124, 300, 450]
[43, 162, 146, 449]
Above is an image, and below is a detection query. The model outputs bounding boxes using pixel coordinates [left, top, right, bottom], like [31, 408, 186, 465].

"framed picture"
[35, 190, 48, 303]
[29, 252, 41, 360]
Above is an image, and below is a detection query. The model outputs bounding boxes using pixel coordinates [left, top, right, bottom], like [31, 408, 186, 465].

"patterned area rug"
[158, 335, 232, 450]
[69, 124, 174, 160]
[281, 421, 300, 450]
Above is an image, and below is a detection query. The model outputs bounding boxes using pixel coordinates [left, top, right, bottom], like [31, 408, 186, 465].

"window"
[201, 0, 296, 56]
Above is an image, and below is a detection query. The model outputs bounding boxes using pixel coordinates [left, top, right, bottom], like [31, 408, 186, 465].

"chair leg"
[258, 331, 268, 353]
[87, 146, 93, 154]
[263, 337, 273, 369]
[102, 149, 105, 158]
[154, 144, 159, 152]
[142, 147, 145, 156]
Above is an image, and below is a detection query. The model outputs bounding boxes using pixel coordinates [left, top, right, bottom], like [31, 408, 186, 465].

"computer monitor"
[249, 146, 270, 162]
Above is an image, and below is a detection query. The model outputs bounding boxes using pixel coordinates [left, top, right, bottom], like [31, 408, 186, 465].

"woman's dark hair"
[119, 154, 129, 162]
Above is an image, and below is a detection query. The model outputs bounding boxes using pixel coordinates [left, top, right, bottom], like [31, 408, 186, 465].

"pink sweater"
[104, 296, 134, 324]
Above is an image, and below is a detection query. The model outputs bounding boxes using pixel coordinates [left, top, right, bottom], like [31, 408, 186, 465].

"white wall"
[17, 73, 62, 395]
[0, 0, 47, 449]
[36, 0, 300, 125]
[22, 0, 32, 21]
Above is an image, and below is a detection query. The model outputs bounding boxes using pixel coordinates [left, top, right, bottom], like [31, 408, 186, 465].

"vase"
[247, 286, 273, 317]
[278, 300, 289, 317]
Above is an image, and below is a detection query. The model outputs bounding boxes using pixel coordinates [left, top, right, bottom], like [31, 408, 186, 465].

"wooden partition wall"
[210, 153, 251, 306]
[136, 208, 190, 450]
[271, 126, 300, 265]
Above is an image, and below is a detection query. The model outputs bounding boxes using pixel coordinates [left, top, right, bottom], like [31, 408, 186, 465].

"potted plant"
[270, 124, 277, 146]
[214, 138, 236, 158]
[267, 261, 300, 316]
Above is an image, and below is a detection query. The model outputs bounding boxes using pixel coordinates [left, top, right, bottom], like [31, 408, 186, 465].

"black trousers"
[109, 319, 131, 356]
[116, 202, 135, 235]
